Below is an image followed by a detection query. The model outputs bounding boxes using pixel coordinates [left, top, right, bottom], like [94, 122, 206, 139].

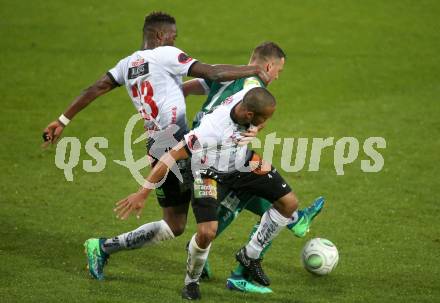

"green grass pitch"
[1, 0, 439, 302]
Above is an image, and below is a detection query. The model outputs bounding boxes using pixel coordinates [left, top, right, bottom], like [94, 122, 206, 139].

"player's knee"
[170, 223, 186, 237]
[275, 192, 298, 217]
[289, 192, 299, 213]
[199, 226, 216, 242]
[196, 232, 215, 249]
[162, 205, 189, 237]
[164, 219, 186, 237]
[196, 224, 217, 248]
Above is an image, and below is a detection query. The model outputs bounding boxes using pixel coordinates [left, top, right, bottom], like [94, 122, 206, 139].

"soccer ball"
[301, 238, 339, 275]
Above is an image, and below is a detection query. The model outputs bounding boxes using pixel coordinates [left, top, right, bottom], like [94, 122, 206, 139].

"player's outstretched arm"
[182, 79, 208, 97]
[42, 73, 117, 146]
[188, 62, 270, 84]
[114, 141, 190, 220]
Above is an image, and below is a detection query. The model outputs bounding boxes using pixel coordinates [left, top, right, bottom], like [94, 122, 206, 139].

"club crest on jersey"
[128, 62, 149, 79]
[187, 134, 200, 152]
[178, 52, 192, 64]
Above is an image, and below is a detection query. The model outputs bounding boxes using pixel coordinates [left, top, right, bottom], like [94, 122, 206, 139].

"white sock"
[245, 207, 290, 259]
[184, 234, 211, 285]
[102, 219, 174, 254]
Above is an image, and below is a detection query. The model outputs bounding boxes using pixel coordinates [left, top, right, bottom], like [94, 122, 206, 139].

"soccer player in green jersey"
[182, 42, 325, 293]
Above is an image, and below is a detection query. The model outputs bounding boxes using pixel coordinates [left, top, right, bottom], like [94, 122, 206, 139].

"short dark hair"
[143, 12, 176, 36]
[250, 41, 286, 62]
[242, 87, 276, 115]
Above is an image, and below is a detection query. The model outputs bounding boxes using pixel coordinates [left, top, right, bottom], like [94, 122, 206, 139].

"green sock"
[233, 264, 245, 276]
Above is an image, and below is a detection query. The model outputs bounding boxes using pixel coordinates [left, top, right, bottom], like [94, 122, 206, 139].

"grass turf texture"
[1, 0, 439, 302]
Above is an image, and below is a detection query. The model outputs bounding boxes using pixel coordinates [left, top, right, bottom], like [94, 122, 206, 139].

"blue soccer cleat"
[289, 196, 325, 238]
[84, 238, 109, 280]
[226, 273, 273, 294]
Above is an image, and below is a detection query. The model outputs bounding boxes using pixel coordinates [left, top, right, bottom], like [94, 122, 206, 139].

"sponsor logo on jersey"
[131, 58, 145, 67]
[220, 192, 241, 212]
[171, 106, 177, 124]
[128, 62, 149, 79]
[222, 96, 233, 105]
[194, 178, 217, 199]
[244, 77, 262, 88]
[178, 52, 192, 64]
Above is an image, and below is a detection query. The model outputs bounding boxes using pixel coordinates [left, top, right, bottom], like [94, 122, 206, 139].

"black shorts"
[191, 153, 292, 223]
[154, 159, 192, 208]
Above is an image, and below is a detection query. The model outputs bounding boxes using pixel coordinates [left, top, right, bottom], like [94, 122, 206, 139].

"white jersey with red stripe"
[108, 46, 197, 141]
[184, 88, 254, 172]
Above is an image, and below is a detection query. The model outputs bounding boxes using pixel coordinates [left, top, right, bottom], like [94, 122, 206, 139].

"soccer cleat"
[200, 259, 212, 280]
[235, 247, 270, 286]
[181, 282, 201, 300]
[289, 196, 325, 238]
[226, 273, 273, 293]
[84, 238, 109, 280]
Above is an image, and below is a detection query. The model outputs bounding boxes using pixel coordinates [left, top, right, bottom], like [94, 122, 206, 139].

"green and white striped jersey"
[192, 76, 265, 128]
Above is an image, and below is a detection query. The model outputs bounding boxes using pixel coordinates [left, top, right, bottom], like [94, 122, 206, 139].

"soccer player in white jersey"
[182, 42, 324, 293]
[42, 10, 269, 281]
[115, 87, 303, 300]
